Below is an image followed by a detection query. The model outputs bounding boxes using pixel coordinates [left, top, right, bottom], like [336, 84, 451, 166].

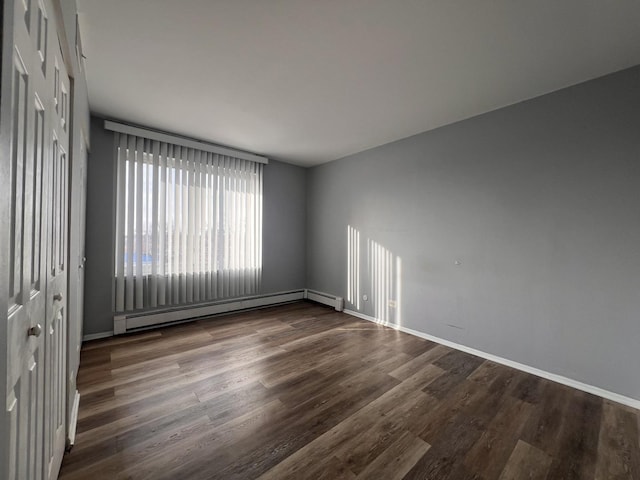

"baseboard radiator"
[304, 289, 344, 311]
[113, 290, 305, 334]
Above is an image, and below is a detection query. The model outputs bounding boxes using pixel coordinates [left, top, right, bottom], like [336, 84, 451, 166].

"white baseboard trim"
[67, 390, 80, 447]
[343, 309, 640, 410]
[304, 289, 344, 311]
[114, 290, 306, 334]
[82, 331, 114, 342]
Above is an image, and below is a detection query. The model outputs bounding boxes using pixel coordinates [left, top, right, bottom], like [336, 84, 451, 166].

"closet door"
[43, 32, 71, 480]
[1, 0, 70, 478]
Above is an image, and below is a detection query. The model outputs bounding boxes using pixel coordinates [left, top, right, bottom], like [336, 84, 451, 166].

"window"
[113, 132, 263, 313]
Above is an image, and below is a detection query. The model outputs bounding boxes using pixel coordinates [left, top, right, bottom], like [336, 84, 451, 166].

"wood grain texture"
[498, 440, 552, 480]
[595, 400, 640, 480]
[59, 301, 640, 480]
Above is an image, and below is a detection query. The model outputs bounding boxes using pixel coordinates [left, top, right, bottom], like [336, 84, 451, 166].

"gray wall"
[263, 159, 307, 292]
[306, 66, 640, 401]
[83, 117, 117, 335]
[83, 117, 307, 335]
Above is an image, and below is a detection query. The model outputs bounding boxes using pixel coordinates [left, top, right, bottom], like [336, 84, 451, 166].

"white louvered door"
[1, 0, 69, 478]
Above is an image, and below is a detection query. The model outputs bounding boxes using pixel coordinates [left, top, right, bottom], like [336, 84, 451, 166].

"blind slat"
[114, 133, 127, 312]
[135, 136, 144, 309]
[125, 135, 136, 311]
[150, 140, 160, 308]
[158, 142, 167, 306]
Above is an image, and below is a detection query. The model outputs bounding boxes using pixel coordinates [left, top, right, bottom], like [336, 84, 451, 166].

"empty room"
[1, 0, 640, 479]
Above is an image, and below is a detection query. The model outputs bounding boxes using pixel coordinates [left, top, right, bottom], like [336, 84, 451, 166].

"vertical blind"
[114, 132, 263, 313]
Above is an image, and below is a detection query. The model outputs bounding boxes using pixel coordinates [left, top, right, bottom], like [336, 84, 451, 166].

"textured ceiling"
[78, 0, 640, 166]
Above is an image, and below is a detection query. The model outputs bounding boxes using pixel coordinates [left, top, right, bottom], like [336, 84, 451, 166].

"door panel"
[6, 1, 47, 478]
[2, 0, 69, 478]
[44, 36, 70, 480]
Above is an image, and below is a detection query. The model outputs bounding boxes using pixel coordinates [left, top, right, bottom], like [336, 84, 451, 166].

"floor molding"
[343, 308, 640, 410]
[83, 331, 114, 342]
[67, 390, 80, 448]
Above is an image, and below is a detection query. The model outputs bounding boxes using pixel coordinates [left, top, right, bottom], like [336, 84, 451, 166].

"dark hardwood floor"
[59, 301, 640, 480]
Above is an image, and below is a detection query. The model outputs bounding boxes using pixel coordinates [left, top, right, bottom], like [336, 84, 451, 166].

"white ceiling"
[77, 0, 640, 166]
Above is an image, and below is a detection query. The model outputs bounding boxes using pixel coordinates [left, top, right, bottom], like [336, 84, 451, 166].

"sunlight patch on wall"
[347, 225, 402, 326]
[368, 239, 401, 326]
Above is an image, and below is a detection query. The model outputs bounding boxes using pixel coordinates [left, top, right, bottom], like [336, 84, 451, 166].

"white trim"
[114, 315, 126, 335]
[114, 290, 305, 334]
[82, 331, 114, 342]
[67, 391, 80, 447]
[104, 120, 268, 164]
[344, 309, 377, 323]
[304, 289, 344, 311]
[343, 309, 640, 410]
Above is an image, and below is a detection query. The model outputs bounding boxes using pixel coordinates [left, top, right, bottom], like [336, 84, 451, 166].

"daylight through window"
[113, 133, 263, 312]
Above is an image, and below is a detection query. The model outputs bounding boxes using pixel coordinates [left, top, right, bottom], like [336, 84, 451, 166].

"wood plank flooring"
[59, 301, 640, 480]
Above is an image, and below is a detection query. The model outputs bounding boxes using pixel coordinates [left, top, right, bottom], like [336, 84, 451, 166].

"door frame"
[66, 123, 88, 446]
[1, 0, 13, 473]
